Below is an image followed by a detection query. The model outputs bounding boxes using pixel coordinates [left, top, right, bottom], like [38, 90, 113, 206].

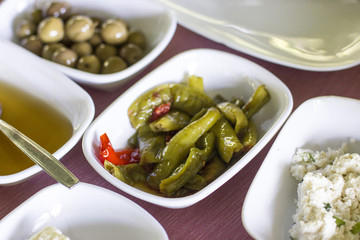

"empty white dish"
[0, 0, 177, 90]
[0, 182, 168, 240]
[156, 0, 360, 71]
[242, 96, 360, 240]
[82, 48, 293, 208]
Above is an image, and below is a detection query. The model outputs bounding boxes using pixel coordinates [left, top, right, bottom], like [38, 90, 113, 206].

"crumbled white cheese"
[29, 226, 69, 240]
[289, 144, 360, 240]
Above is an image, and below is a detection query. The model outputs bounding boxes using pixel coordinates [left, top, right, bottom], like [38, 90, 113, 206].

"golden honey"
[0, 81, 73, 175]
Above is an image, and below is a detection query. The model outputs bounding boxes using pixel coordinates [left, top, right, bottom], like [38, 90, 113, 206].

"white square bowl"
[242, 96, 360, 240]
[82, 48, 293, 208]
[0, 39, 94, 185]
[0, 0, 176, 91]
[0, 183, 168, 240]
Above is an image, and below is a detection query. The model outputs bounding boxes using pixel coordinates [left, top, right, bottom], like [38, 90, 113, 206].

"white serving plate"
[0, 182, 168, 240]
[82, 48, 293, 208]
[242, 96, 360, 240]
[156, 0, 360, 71]
[0, 39, 94, 185]
[0, 0, 176, 91]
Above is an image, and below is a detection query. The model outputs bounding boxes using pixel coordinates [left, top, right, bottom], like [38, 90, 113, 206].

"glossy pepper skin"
[159, 132, 215, 196]
[128, 83, 173, 130]
[148, 107, 221, 190]
[137, 124, 165, 165]
[104, 161, 147, 186]
[186, 75, 204, 92]
[211, 117, 243, 163]
[217, 102, 248, 135]
[184, 174, 206, 191]
[241, 120, 258, 152]
[200, 155, 226, 184]
[149, 110, 191, 132]
[242, 84, 270, 119]
[170, 84, 215, 115]
[128, 83, 216, 130]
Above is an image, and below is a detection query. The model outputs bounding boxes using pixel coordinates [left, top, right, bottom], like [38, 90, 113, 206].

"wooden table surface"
[1, 8, 360, 240]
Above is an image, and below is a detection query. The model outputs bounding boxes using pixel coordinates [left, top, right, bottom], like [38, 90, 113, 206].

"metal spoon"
[0, 103, 79, 188]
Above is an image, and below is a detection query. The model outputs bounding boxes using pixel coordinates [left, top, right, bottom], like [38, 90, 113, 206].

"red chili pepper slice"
[149, 102, 171, 122]
[99, 133, 140, 165]
[116, 148, 140, 164]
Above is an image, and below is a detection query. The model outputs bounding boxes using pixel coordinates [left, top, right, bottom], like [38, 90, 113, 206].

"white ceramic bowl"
[158, 0, 360, 71]
[0, 0, 176, 91]
[0, 182, 168, 240]
[0, 39, 94, 185]
[242, 96, 360, 240]
[82, 48, 293, 208]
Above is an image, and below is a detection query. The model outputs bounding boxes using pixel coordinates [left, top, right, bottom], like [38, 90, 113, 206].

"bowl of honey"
[0, 39, 94, 185]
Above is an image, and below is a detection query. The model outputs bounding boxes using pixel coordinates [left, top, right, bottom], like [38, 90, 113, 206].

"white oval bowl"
[82, 48, 293, 208]
[0, 0, 177, 91]
[243, 96, 360, 240]
[0, 39, 94, 185]
[0, 182, 168, 240]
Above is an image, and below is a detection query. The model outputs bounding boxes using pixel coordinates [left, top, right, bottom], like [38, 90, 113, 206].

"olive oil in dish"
[0, 81, 73, 175]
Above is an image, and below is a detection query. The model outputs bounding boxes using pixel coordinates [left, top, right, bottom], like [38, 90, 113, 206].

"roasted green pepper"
[230, 97, 245, 108]
[149, 110, 191, 132]
[242, 85, 270, 119]
[128, 82, 216, 129]
[159, 132, 215, 196]
[137, 124, 166, 165]
[184, 174, 207, 190]
[213, 94, 228, 104]
[171, 84, 216, 115]
[190, 108, 207, 122]
[104, 161, 147, 186]
[217, 102, 248, 135]
[128, 83, 173, 129]
[241, 120, 257, 152]
[148, 107, 221, 189]
[200, 155, 226, 184]
[127, 131, 139, 148]
[211, 117, 243, 163]
[186, 75, 204, 92]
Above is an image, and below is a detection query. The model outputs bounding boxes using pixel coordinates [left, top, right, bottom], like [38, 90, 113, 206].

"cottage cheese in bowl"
[290, 143, 360, 240]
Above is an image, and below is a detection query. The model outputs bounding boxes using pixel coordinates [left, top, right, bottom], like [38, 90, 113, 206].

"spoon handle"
[0, 119, 79, 188]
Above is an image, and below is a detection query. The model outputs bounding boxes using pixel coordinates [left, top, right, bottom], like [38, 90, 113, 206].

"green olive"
[16, 20, 36, 39]
[77, 55, 101, 73]
[94, 43, 117, 62]
[101, 18, 128, 45]
[37, 17, 64, 43]
[119, 43, 144, 65]
[52, 47, 78, 67]
[14, 1, 147, 75]
[65, 15, 97, 42]
[127, 31, 146, 50]
[46, 1, 71, 19]
[71, 42, 92, 57]
[20, 35, 43, 56]
[88, 31, 103, 47]
[42, 43, 65, 60]
[31, 9, 43, 25]
[101, 56, 127, 74]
